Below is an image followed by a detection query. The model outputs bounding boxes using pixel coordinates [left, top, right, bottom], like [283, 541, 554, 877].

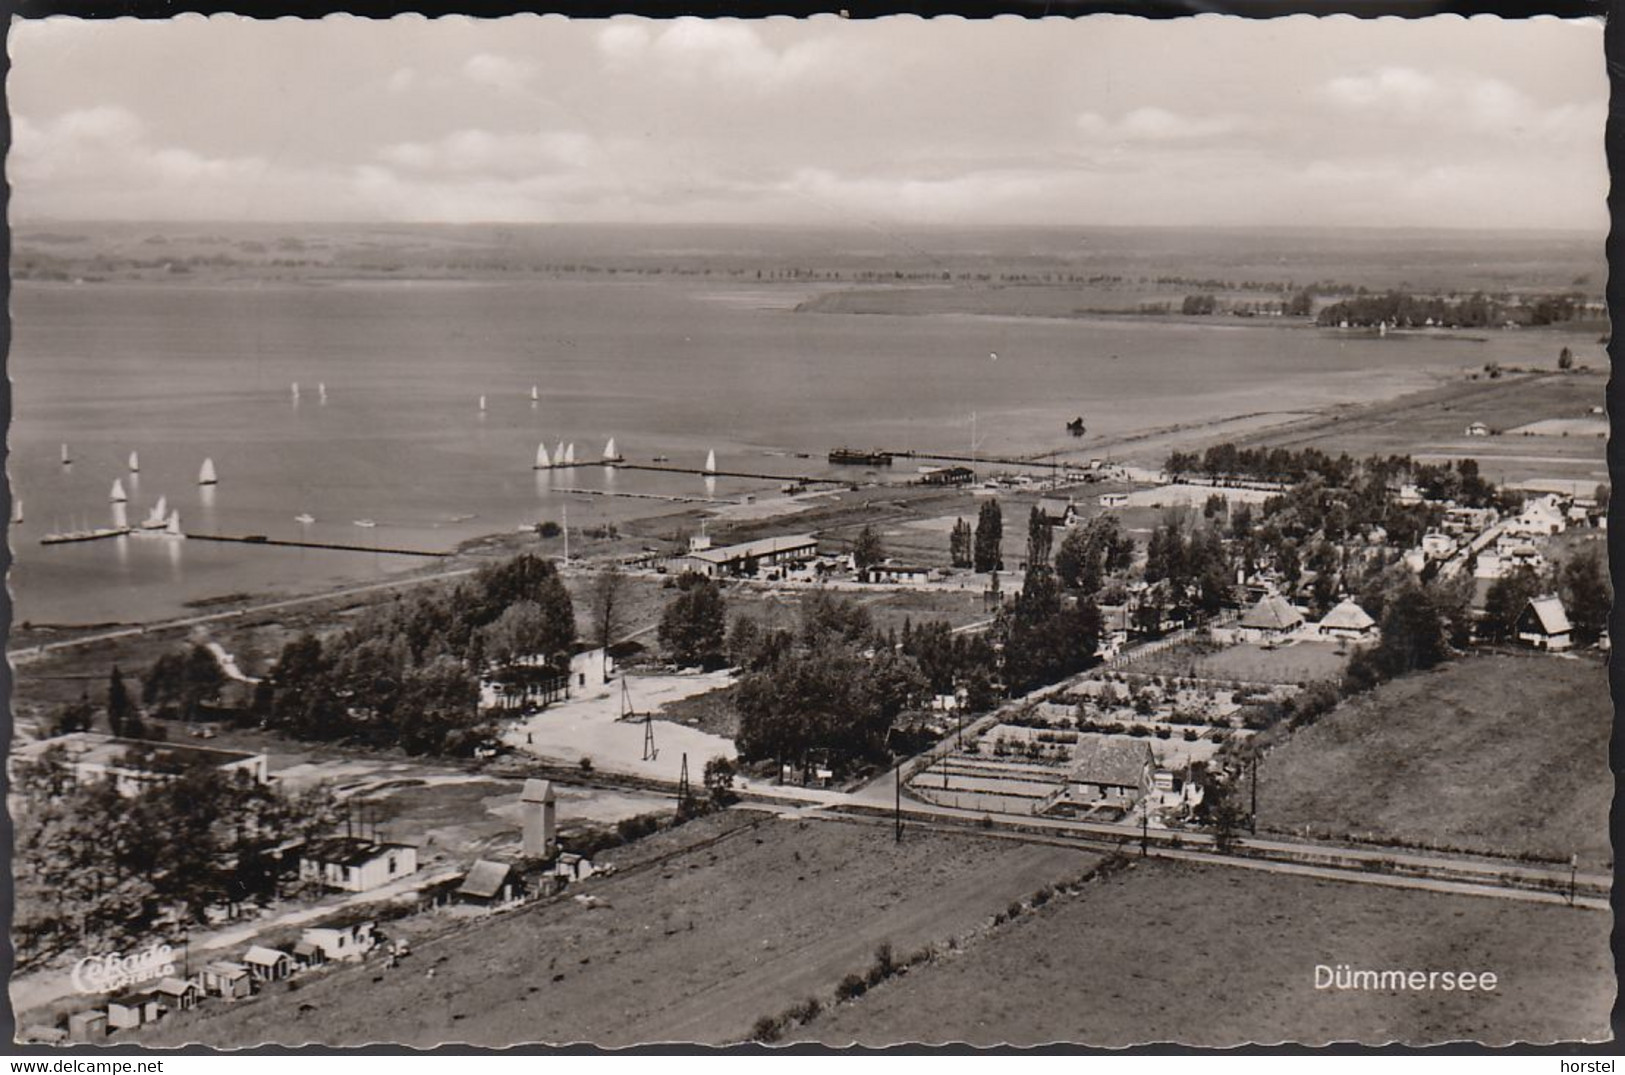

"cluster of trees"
[245, 554, 576, 756]
[1054, 515, 1134, 595]
[948, 518, 974, 569]
[143, 646, 228, 720]
[1181, 294, 1218, 316]
[13, 753, 338, 967]
[732, 592, 929, 775]
[1315, 290, 1590, 329]
[1142, 516, 1233, 622]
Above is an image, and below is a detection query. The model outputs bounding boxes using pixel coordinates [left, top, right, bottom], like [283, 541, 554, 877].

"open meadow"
[797, 859, 1614, 1047]
[1254, 654, 1612, 869]
[142, 813, 1098, 1047]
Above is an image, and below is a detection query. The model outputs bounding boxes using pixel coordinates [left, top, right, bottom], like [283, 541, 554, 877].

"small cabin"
[67, 1010, 108, 1042]
[242, 945, 293, 983]
[1517, 595, 1574, 651]
[201, 960, 253, 1000]
[456, 859, 524, 907]
[555, 853, 595, 883]
[107, 993, 163, 1030]
[300, 920, 378, 963]
[152, 976, 203, 1012]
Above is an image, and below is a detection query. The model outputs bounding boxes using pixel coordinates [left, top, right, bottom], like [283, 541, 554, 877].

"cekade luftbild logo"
[71, 942, 178, 994]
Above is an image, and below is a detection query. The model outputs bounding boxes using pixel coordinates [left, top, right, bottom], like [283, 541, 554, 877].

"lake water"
[8, 276, 1593, 625]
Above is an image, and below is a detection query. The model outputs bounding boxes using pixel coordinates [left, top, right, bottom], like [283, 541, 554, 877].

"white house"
[667, 534, 819, 579]
[1505, 497, 1567, 538]
[864, 562, 932, 586]
[241, 946, 293, 983]
[1037, 498, 1078, 527]
[1420, 531, 1457, 560]
[8, 733, 268, 797]
[299, 921, 378, 963]
[1098, 493, 1130, 509]
[1464, 421, 1491, 437]
[298, 837, 418, 893]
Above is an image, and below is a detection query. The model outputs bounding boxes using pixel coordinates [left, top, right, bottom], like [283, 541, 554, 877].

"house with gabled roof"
[456, 859, 523, 907]
[1068, 739, 1155, 805]
[241, 945, 293, 983]
[1517, 595, 1573, 651]
[1037, 498, 1078, 528]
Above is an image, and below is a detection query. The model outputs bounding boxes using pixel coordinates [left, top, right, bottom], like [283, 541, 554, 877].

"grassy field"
[798, 859, 1613, 1047]
[1133, 639, 1352, 685]
[143, 813, 1097, 1047]
[1248, 370, 1606, 487]
[1255, 654, 1612, 868]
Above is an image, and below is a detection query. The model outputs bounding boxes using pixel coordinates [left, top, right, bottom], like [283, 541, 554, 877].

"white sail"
[564, 443, 576, 465]
[530, 385, 539, 402]
[292, 381, 301, 399]
[60, 443, 71, 465]
[705, 449, 717, 473]
[110, 479, 127, 503]
[555, 441, 566, 465]
[166, 510, 182, 536]
[12, 498, 21, 525]
[146, 496, 168, 527]
[112, 502, 128, 530]
[318, 382, 328, 402]
[535, 443, 552, 469]
[603, 438, 618, 461]
[198, 458, 218, 485]
[128, 451, 140, 472]
[479, 395, 487, 411]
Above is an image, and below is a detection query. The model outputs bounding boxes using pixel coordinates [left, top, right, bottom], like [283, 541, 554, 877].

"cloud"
[1319, 66, 1601, 145]
[385, 67, 418, 94]
[462, 53, 537, 93]
[378, 128, 598, 177]
[1076, 107, 1251, 143]
[595, 19, 862, 89]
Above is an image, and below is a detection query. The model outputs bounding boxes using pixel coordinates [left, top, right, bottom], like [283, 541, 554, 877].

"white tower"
[521, 779, 557, 857]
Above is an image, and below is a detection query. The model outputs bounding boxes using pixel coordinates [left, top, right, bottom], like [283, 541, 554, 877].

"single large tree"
[1559, 547, 1610, 645]
[107, 665, 134, 738]
[659, 575, 728, 668]
[949, 517, 973, 569]
[852, 525, 885, 575]
[587, 564, 628, 656]
[973, 500, 1004, 573]
[1026, 506, 1053, 569]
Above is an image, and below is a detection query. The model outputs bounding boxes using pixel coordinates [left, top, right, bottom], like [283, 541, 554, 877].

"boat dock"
[882, 449, 1061, 470]
[40, 527, 132, 546]
[569, 488, 728, 506]
[610, 463, 846, 485]
[187, 534, 450, 558]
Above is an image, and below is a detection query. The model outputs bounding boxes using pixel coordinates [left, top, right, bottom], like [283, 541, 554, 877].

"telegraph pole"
[1249, 752, 1258, 835]
[1140, 799, 1149, 858]
[894, 765, 902, 843]
[1570, 852, 1578, 907]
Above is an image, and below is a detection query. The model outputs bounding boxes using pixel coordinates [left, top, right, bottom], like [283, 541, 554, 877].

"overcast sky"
[8, 15, 1607, 230]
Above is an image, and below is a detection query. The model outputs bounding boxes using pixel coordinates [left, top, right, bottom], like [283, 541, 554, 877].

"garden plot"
[909, 751, 1070, 815]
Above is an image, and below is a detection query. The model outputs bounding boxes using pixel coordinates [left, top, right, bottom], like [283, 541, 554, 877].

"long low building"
[9, 732, 269, 795]
[667, 534, 819, 578]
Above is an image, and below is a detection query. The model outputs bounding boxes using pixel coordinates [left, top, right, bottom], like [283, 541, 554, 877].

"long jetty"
[187, 533, 450, 558]
[882, 449, 1060, 470]
[609, 462, 845, 485]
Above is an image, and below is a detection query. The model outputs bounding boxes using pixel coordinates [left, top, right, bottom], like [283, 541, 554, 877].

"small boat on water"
[295, 512, 316, 525]
[12, 498, 22, 525]
[198, 458, 218, 486]
[318, 383, 328, 403]
[110, 479, 128, 503]
[354, 519, 377, 528]
[292, 381, 301, 401]
[535, 443, 552, 470]
[478, 395, 487, 412]
[128, 451, 140, 472]
[555, 441, 566, 466]
[564, 443, 577, 465]
[60, 443, 71, 466]
[652, 455, 670, 463]
[705, 449, 717, 473]
[165, 510, 184, 538]
[530, 385, 540, 402]
[603, 437, 621, 463]
[143, 496, 169, 529]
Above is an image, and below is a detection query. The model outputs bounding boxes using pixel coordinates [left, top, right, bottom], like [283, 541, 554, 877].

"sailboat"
[564, 443, 576, 465]
[534, 443, 552, 470]
[198, 458, 218, 486]
[530, 385, 540, 403]
[165, 510, 184, 538]
[478, 395, 487, 412]
[318, 383, 328, 404]
[353, 518, 377, 529]
[60, 443, 71, 466]
[128, 451, 140, 473]
[110, 479, 128, 503]
[555, 441, 566, 466]
[705, 449, 717, 474]
[295, 512, 316, 525]
[144, 496, 169, 529]
[603, 438, 619, 462]
[291, 381, 301, 401]
[12, 498, 22, 525]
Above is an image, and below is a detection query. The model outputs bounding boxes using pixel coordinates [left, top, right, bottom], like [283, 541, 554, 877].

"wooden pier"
[883, 449, 1062, 470]
[187, 533, 451, 558]
[609, 463, 846, 485]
